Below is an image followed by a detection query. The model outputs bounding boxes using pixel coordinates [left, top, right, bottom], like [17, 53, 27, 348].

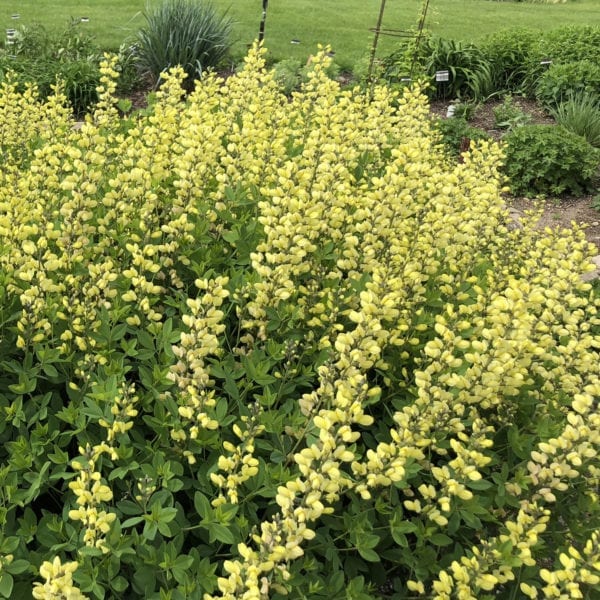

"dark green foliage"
[382, 36, 494, 101]
[434, 116, 490, 156]
[525, 25, 600, 96]
[480, 25, 600, 97]
[135, 0, 233, 89]
[535, 60, 600, 109]
[550, 92, 600, 148]
[503, 124, 600, 196]
[480, 28, 538, 94]
[0, 20, 106, 117]
[535, 25, 600, 66]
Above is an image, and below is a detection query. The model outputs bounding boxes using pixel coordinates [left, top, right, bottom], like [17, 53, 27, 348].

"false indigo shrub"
[135, 0, 232, 89]
[2, 48, 600, 600]
[503, 124, 600, 196]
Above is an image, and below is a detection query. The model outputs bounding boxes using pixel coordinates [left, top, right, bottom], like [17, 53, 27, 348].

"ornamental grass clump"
[0, 45, 599, 600]
[135, 0, 232, 89]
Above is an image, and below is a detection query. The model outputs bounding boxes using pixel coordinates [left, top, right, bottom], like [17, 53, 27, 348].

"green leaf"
[118, 500, 143, 516]
[0, 574, 14, 598]
[467, 479, 493, 490]
[171, 555, 194, 580]
[194, 492, 212, 519]
[357, 546, 379, 562]
[121, 516, 145, 528]
[143, 520, 158, 541]
[207, 522, 234, 545]
[4, 559, 29, 575]
[430, 533, 453, 546]
[111, 576, 129, 593]
[157, 519, 174, 537]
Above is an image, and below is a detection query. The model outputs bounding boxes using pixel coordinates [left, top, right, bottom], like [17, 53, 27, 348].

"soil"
[431, 97, 600, 251]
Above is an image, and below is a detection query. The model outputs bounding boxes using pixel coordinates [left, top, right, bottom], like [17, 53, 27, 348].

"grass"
[1, 0, 600, 69]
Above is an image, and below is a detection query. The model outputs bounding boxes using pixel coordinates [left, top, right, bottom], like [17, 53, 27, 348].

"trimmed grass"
[1, 0, 599, 69]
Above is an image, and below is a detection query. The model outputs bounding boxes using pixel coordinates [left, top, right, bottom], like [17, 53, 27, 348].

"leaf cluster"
[503, 123, 600, 196]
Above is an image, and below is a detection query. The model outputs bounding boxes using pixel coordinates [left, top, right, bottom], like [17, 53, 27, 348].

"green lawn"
[2, 0, 599, 69]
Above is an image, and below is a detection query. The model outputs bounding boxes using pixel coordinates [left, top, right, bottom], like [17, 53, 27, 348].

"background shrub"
[135, 0, 232, 89]
[503, 123, 600, 195]
[481, 27, 538, 94]
[534, 25, 600, 66]
[382, 35, 494, 101]
[550, 91, 600, 147]
[525, 25, 600, 96]
[272, 58, 302, 95]
[0, 20, 103, 116]
[535, 59, 600, 108]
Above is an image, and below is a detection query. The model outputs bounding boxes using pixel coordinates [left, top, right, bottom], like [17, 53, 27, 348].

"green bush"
[272, 58, 302, 95]
[550, 91, 600, 148]
[0, 20, 105, 117]
[135, 0, 232, 89]
[535, 60, 600, 108]
[525, 25, 600, 96]
[272, 58, 340, 95]
[481, 28, 538, 94]
[503, 124, 600, 196]
[382, 36, 494, 101]
[535, 25, 600, 66]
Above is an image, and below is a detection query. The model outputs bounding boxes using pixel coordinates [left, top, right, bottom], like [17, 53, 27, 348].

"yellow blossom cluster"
[169, 276, 230, 448]
[520, 531, 600, 598]
[32, 557, 88, 600]
[211, 404, 265, 506]
[68, 442, 117, 553]
[68, 381, 139, 553]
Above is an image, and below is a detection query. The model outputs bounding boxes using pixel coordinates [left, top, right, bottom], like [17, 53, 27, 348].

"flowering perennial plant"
[0, 43, 599, 599]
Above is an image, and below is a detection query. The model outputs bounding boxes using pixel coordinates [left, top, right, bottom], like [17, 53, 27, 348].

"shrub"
[525, 25, 600, 96]
[272, 57, 340, 95]
[0, 20, 103, 116]
[535, 60, 600, 108]
[1, 47, 599, 600]
[481, 28, 538, 94]
[382, 35, 494, 101]
[503, 124, 600, 196]
[135, 0, 232, 89]
[550, 91, 600, 147]
[272, 58, 302, 95]
[535, 25, 600, 66]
